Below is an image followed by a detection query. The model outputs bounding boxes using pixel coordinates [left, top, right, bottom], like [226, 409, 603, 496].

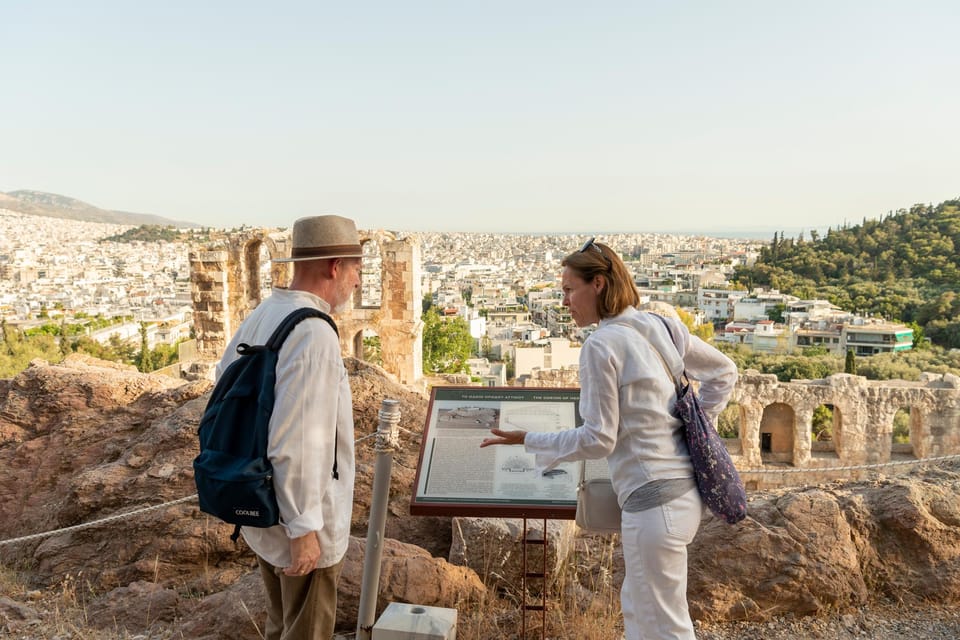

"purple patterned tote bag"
[672, 377, 747, 523]
[653, 316, 747, 524]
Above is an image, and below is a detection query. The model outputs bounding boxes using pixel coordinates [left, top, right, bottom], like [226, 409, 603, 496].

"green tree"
[480, 334, 493, 359]
[766, 303, 786, 323]
[892, 409, 911, 444]
[59, 317, 72, 358]
[766, 356, 837, 382]
[363, 335, 383, 365]
[0, 330, 61, 377]
[675, 308, 715, 342]
[108, 334, 137, 364]
[844, 349, 857, 375]
[811, 405, 833, 440]
[716, 403, 740, 439]
[503, 351, 515, 382]
[150, 342, 180, 369]
[0, 318, 10, 354]
[422, 307, 473, 374]
[137, 323, 153, 372]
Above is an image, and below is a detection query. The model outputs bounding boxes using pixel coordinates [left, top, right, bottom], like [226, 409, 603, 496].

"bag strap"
[645, 334, 683, 394]
[611, 316, 682, 393]
[267, 307, 338, 351]
[650, 314, 697, 390]
[267, 306, 342, 480]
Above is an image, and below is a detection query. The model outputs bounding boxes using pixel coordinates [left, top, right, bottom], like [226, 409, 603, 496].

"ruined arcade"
[189, 229, 960, 489]
[189, 226, 422, 385]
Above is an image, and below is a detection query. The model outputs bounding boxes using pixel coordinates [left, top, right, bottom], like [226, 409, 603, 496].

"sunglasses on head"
[579, 237, 602, 254]
[579, 237, 611, 265]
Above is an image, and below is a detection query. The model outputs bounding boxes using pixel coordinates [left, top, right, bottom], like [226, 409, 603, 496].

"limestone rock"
[173, 571, 266, 640]
[85, 581, 182, 631]
[449, 517, 577, 591]
[687, 462, 960, 621]
[338, 536, 485, 627]
[0, 596, 42, 635]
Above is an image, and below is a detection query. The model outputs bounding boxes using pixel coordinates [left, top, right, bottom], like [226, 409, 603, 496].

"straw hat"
[273, 215, 363, 262]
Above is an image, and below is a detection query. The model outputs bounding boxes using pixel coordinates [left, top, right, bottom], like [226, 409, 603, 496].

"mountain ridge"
[0, 189, 199, 227]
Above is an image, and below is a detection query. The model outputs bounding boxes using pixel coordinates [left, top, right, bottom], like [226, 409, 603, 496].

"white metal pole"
[356, 398, 401, 640]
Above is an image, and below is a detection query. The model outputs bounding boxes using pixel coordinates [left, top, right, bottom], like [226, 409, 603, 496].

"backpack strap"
[266, 307, 338, 351]
[266, 307, 342, 480]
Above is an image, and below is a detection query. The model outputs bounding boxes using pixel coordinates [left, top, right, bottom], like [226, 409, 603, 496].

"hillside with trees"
[734, 199, 960, 348]
[102, 224, 217, 243]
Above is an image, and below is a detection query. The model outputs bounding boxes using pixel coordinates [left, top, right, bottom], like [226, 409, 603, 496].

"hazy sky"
[2, 2, 957, 233]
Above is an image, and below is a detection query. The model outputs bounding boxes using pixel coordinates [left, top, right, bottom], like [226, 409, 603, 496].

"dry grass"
[0, 533, 625, 640]
[0, 565, 119, 639]
[455, 534, 625, 640]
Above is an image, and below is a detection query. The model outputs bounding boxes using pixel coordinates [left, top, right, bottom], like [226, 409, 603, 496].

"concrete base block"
[371, 602, 457, 640]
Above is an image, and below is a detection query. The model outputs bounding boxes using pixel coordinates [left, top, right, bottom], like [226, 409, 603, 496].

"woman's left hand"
[480, 428, 527, 447]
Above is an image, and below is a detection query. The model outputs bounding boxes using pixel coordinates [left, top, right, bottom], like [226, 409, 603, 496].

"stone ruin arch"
[757, 402, 794, 464]
[731, 370, 960, 488]
[337, 230, 423, 385]
[189, 227, 422, 385]
[890, 404, 921, 461]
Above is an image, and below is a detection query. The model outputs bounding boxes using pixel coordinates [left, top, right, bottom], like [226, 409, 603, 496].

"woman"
[480, 237, 737, 640]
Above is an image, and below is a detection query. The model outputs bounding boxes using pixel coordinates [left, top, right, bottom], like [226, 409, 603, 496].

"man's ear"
[326, 258, 343, 278]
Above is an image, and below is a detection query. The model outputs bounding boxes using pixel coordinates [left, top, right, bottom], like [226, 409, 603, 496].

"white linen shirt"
[523, 307, 737, 507]
[215, 288, 356, 569]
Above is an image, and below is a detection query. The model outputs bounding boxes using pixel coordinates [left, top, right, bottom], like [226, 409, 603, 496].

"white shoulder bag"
[575, 461, 621, 534]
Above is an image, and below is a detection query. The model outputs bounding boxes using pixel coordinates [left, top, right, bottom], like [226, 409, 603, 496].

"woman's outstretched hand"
[480, 428, 527, 447]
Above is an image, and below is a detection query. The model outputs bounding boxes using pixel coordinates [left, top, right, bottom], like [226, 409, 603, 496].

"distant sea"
[492, 225, 830, 239]
[679, 226, 831, 240]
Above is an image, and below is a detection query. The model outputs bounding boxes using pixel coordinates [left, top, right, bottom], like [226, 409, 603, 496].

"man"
[216, 215, 361, 639]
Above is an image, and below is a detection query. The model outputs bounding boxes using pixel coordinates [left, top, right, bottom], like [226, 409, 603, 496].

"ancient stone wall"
[729, 370, 960, 488]
[189, 228, 422, 384]
[338, 231, 423, 386]
[524, 366, 960, 488]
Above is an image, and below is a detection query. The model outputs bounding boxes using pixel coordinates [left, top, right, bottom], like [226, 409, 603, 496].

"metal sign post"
[356, 398, 401, 640]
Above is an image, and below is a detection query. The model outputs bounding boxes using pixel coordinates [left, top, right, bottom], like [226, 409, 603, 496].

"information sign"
[410, 385, 603, 518]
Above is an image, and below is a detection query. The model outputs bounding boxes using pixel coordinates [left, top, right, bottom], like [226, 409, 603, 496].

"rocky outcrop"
[444, 461, 960, 621]
[1, 355, 959, 638]
[687, 463, 960, 621]
[0, 354, 469, 636]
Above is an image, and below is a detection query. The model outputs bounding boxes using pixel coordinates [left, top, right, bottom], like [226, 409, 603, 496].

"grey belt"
[622, 477, 697, 513]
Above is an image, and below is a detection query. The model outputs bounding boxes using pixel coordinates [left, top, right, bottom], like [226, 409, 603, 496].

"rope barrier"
[1, 429, 957, 548]
[0, 494, 197, 548]
[739, 453, 960, 474]
[0, 424, 422, 548]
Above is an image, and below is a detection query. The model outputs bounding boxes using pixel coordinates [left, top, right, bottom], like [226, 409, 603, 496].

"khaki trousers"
[257, 556, 344, 640]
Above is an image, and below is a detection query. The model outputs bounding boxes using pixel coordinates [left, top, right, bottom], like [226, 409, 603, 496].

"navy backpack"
[193, 307, 338, 541]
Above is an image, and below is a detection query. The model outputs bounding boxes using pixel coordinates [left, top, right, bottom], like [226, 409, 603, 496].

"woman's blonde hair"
[561, 239, 639, 319]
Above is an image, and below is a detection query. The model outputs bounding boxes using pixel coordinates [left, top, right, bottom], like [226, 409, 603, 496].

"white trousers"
[620, 486, 702, 640]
